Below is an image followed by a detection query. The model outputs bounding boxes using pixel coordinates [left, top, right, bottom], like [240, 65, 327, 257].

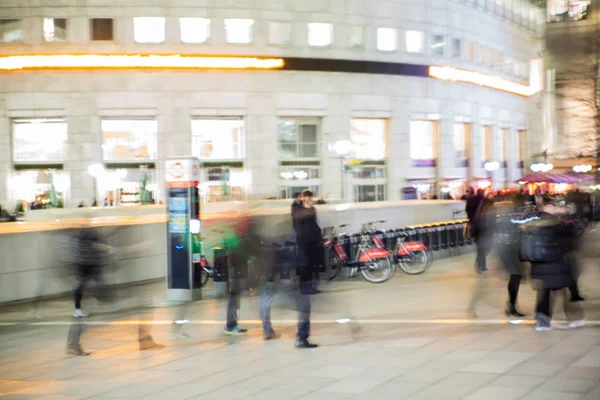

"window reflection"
[13, 119, 67, 163]
[43, 18, 67, 42]
[224, 19, 254, 44]
[192, 119, 244, 160]
[134, 17, 166, 43]
[180, 18, 210, 43]
[308, 23, 333, 47]
[410, 121, 435, 160]
[278, 118, 319, 159]
[0, 19, 24, 43]
[350, 119, 386, 160]
[101, 119, 158, 161]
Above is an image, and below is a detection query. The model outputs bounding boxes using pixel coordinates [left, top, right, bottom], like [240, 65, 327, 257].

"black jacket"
[465, 194, 483, 222]
[527, 212, 575, 290]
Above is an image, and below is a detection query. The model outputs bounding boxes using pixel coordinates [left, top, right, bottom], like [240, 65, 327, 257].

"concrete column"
[322, 111, 351, 201]
[246, 94, 277, 200]
[0, 107, 9, 209]
[388, 99, 410, 201]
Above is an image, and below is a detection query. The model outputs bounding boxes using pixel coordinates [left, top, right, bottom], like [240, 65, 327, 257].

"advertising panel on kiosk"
[165, 157, 202, 301]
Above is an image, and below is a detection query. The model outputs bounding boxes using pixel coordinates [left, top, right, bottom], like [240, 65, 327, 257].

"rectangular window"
[224, 18, 254, 44]
[43, 18, 67, 42]
[348, 25, 364, 48]
[351, 166, 386, 179]
[0, 19, 24, 43]
[518, 130, 527, 162]
[465, 41, 475, 61]
[484, 125, 493, 161]
[180, 17, 210, 43]
[279, 166, 320, 181]
[268, 21, 292, 45]
[452, 38, 462, 59]
[377, 27, 397, 51]
[453, 123, 467, 160]
[504, 56, 513, 74]
[101, 119, 158, 161]
[478, 45, 486, 64]
[191, 119, 244, 160]
[355, 184, 386, 203]
[278, 118, 319, 159]
[431, 34, 445, 57]
[350, 119, 386, 160]
[308, 22, 332, 47]
[410, 121, 435, 160]
[502, 128, 510, 163]
[11, 170, 70, 208]
[496, 52, 504, 70]
[90, 18, 114, 41]
[280, 186, 319, 199]
[488, 49, 495, 67]
[134, 17, 165, 43]
[405, 31, 424, 53]
[13, 119, 67, 163]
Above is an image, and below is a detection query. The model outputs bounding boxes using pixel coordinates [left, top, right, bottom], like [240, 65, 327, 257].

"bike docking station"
[166, 157, 203, 302]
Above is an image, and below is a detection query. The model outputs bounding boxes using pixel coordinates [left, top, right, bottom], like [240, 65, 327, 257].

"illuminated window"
[431, 34, 445, 57]
[13, 119, 67, 162]
[134, 17, 165, 43]
[502, 128, 510, 162]
[478, 45, 486, 64]
[224, 19, 254, 44]
[0, 19, 24, 43]
[280, 186, 320, 199]
[452, 38, 462, 59]
[278, 118, 319, 159]
[453, 123, 467, 160]
[10, 170, 70, 208]
[43, 18, 67, 42]
[101, 119, 158, 161]
[484, 125, 493, 161]
[465, 41, 475, 61]
[410, 121, 435, 160]
[350, 119, 386, 160]
[268, 21, 292, 45]
[496, 52, 504, 70]
[348, 25, 364, 48]
[180, 18, 210, 43]
[308, 23, 332, 47]
[377, 28, 397, 51]
[406, 31, 424, 53]
[518, 130, 527, 162]
[90, 18, 114, 41]
[488, 49, 496, 67]
[504, 56, 513, 75]
[279, 167, 320, 181]
[191, 118, 244, 160]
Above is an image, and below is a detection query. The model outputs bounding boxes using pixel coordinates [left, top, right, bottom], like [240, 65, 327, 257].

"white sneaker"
[73, 308, 89, 318]
[568, 320, 585, 329]
[535, 325, 552, 332]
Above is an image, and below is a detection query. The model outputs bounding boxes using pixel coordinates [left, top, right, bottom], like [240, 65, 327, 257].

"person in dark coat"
[292, 189, 321, 349]
[527, 197, 585, 331]
[495, 205, 526, 318]
[466, 191, 496, 317]
[465, 188, 483, 222]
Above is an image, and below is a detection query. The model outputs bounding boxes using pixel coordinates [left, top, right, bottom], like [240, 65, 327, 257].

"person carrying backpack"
[520, 196, 585, 331]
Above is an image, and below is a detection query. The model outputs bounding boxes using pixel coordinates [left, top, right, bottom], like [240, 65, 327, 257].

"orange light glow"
[0, 54, 285, 71]
[429, 66, 536, 97]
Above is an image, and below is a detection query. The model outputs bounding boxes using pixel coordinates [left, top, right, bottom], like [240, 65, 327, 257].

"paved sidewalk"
[0, 254, 599, 399]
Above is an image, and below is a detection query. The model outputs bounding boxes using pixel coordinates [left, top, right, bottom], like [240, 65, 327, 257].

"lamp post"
[87, 163, 105, 205]
[333, 140, 352, 202]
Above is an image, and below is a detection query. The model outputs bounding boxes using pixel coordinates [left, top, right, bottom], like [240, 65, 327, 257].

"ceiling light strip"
[0, 54, 285, 71]
[429, 66, 536, 97]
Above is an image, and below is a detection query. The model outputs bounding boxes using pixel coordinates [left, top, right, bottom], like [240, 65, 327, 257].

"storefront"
[191, 118, 247, 202]
[99, 119, 158, 205]
[10, 118, 70, 208]
[348, 118, 387, 202]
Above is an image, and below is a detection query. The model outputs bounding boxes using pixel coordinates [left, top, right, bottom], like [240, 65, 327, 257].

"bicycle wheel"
[360, 256, 395, 283]
[398, 249, 431, 275]
[325, 248, 343, 281]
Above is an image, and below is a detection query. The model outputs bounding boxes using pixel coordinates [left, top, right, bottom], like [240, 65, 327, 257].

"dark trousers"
[475, 237, 491, 273]
[297, 281, 311, 341]
[260, 281, 278, 335]
[536, 288, 584, 327]
[508, 274, 522, 306]
[226, 291, 241, 330]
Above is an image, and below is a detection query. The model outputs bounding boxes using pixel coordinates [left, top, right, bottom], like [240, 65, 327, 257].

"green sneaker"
[224, 326, 248, 335]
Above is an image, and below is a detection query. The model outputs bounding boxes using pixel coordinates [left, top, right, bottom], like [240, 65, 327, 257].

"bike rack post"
[213, 247, 229, 295]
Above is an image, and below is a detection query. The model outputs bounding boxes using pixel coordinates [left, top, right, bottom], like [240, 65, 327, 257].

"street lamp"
[530, 162, 553, 172]
[88, 163, 105, 205]
[333, 140, 353, 202]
